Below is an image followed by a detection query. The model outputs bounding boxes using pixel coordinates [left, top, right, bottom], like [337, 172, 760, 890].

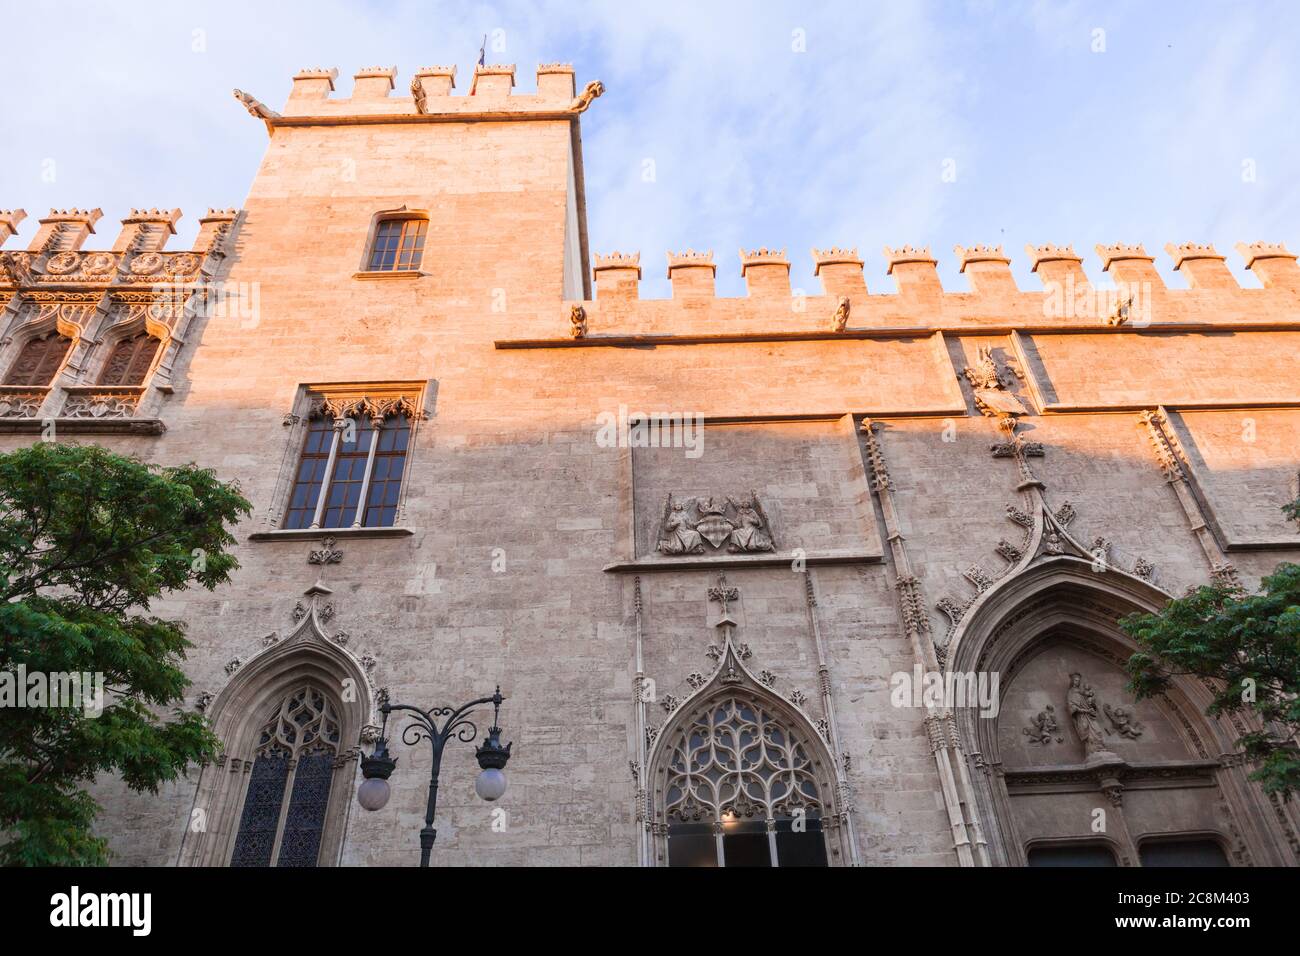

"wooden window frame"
[364, 215, 428, 273]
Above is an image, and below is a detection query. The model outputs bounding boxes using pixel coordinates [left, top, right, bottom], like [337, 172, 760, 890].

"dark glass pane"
[368, 219, 425, 271]
[1027, 844, 1117, 867]
[667, 823, 718, 868]
[322, 417, 373, 528]
[230, 754, 289, 867]
[362, 416, 409, 527]
[276, 753, 335, 867]
[1140, 840, 1229, 867]
[283, 419, 334, 529]
[722, 820, 772, 867]
[774, 818, 828, 867]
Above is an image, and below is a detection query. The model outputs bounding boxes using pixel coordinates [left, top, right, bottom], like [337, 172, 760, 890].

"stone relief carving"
[963, 346, 1028, 417]
[0, 393, 44, 419]
[1022, 705, 1063, 744]
[655, 493, 775, 555]
[308, 536, 343, 565]
[62, 391, 141, 420]
[1103, 703, 1144, 739]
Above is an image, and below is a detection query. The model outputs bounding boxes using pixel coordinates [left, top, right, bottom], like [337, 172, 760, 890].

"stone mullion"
[350, 420, 383, 528]
[859, 418, 988, 866]
[309, 424, 344, 529]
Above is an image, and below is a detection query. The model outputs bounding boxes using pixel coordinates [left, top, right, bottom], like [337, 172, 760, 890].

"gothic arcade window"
[367, 217, 427, 271]
[97, 331, 160, 386]
[4, 331, 72, 386]
[229, 685, 342, 867]
[1026, 844, 1117, 867]
[283, 398, 412, 530]
[663, 695, 829, 867]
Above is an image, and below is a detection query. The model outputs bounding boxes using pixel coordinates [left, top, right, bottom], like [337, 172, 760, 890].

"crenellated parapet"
[256, 63, 605, 124]
[566, 240, 1300, 339]
[1235, 241, 1298, 290]
[0, 207, 239, 291]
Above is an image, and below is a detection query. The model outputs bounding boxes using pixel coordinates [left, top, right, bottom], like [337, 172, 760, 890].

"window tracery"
[660, 693, 829, 867]
[229, 684, 342, 867]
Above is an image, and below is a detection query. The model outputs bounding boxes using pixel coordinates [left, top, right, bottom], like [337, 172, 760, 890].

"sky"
[2, 0, 1298, 297]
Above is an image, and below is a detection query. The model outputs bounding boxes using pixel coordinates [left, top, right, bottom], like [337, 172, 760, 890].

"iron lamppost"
[357, 685, 512, 867]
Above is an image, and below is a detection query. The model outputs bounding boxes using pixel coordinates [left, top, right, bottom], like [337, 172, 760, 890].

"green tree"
[1122, 550, 1300, 801]
[0, 442, 251, 865]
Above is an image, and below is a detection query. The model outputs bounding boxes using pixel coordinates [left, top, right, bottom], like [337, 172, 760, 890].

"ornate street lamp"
[357, 685, 512, 867]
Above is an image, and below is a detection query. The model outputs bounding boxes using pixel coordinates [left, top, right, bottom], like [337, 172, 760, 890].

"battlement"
[261, 63, 603, 122]
[573, 240, 1300, 335]
[0, 207, 240, 285]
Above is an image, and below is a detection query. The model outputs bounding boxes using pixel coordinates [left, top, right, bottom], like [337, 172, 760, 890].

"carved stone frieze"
[62, 389, 141, 420]
[0, 390, 45, 419]
[309, 393, 421, 426]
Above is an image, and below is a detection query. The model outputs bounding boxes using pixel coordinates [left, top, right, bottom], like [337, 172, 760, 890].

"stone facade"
[2, 63, 1298, 867]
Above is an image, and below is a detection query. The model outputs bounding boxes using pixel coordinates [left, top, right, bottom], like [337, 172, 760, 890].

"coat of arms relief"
[655, 492, 776, 555]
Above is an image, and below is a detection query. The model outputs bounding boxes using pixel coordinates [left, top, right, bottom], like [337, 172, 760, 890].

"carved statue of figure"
[832, 296, 850, 332]
[1103, 703, 1144, 739]
[656, 499, 704, 555]
[1066, 673, 1109, 758]
[727, 499, 773, 553]
[569, 303, 587, 339]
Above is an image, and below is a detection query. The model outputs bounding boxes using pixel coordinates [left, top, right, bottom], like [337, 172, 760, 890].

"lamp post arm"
[380, 692, 505, 866]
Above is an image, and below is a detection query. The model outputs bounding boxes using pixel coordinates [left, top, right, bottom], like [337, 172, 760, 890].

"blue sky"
[2, 0, 1297, 297]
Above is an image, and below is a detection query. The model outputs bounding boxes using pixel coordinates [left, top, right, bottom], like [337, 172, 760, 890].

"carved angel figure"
[1103, 703, 1143, 739]
[656, 498, 704, 555]
[1066, 673, 1109, 758]
[1022, 705, 1060, 744]
[727, 497, 774, 553]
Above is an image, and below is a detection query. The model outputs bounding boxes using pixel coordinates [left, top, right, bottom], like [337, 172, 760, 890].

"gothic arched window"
[229, 685, 343, 867]
[4, 331, 72, 386]
[661, 694, 829, 867]
[98, 331, 160, 386]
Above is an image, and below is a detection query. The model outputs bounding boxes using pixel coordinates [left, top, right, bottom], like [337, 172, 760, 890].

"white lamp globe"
[474, 767, 507, 802]
[357, 776, 391, 811]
